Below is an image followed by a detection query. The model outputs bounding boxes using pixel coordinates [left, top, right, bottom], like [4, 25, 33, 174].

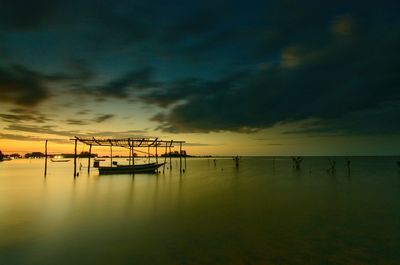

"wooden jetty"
[70, 137, 186, 177]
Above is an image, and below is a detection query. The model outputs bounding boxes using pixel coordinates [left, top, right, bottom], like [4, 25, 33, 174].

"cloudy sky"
[0, 0, 399, 155]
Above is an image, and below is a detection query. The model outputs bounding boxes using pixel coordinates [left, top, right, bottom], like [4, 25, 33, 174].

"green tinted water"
[1, 157, 399, 264]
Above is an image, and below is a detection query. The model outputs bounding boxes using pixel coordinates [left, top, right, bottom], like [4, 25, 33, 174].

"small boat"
[51, 158, 71, 162]
[51, 155, 70, 162]
[94, 158, 106, 161]
[98, 163, 164, 175]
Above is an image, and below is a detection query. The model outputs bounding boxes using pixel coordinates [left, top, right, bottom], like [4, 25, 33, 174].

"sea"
[1, 156, 399, 265]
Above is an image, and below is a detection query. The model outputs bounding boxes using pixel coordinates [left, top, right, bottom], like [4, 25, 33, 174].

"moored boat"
[51, 155, 71, 162]
[98, 162, 164, 174]
[51, 158, 71, 162]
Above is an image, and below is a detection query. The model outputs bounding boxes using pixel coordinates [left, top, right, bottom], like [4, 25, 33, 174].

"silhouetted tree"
[25, 152, 45, 158]
[10, 153, 22, 159]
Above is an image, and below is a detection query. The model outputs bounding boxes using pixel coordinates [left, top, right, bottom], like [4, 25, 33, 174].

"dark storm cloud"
[1, 0, 399, 136]
[0, 63, 98, 107]
[0, 64, 50, 106]
[93, 114, 115, 123]
[65, 119, 90, 126]
[0, 113, 50, 123]
[142, 2, 400, 134]
[139, 78, 203, 107]
[98, 67, 157, 98]
[65, 114, 115, 125]
[0, 108, 52, 124]
[4, 124, 148, 139]
[0, 132, 67, 143]
[5, 124, 75, 136]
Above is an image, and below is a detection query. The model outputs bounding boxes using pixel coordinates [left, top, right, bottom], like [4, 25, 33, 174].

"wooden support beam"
[150, 138, 158, 146]
[184, 150, 187, 171]
[110, 145, 113, 167]
[169, 146, 172, 171]
[44, 140, 48, 177]
[138, 138, 144, 147]
[155, 142, 158, 165]
[92, 137, 101, 145]
[128, 138, 131, 166]
[169, 140, 173, 171]
[88, 144, 92, 174]
[179, 142, 182, 173]
[131, 140, 135, 174]
[163, 143, 167, 173]
[74, 138, 77, 177]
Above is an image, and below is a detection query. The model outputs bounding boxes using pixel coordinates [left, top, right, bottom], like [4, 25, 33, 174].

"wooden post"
[129, 147, 133, 165]
[128, 139, 131, 166]
[132, 140, 135, 174]
[155, 142, 158, 164]
[163, 143, 167, 173]
[128, 147, 131, 166]
[132, 141, 135, 166]
[179, 142, 182, 173]
[184, 150, 187, 171]
[44, 140, 48, 177]
[110, 145, 113, 167]
[169, 146, 172, 171]
[148, 146, 150, 163]
[74, 139, 77, 177]
[88, 144, 92, 174]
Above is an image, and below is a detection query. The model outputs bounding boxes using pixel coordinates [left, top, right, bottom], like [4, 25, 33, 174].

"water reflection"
[1, 157, 400, 264]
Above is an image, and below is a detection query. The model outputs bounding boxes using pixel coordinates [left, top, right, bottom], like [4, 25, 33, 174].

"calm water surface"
[1, 157, 399, 264]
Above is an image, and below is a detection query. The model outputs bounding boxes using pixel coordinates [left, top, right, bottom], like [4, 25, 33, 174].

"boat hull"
[98, 163, 164, 175]
[51, 159, 71, 162]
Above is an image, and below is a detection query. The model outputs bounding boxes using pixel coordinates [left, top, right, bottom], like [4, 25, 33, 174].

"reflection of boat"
[51, 156, 70, 162]
[98, 163, 164, 175]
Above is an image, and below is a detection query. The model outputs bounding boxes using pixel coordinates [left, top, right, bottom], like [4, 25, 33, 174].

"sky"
[0, 0, 399, 156]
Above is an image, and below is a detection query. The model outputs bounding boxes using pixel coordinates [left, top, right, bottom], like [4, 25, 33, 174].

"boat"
[98, 162, 164, 175]
[51, 155, 71, 162]
[94, 158, 106, 161]
[51, 158, 71, 162]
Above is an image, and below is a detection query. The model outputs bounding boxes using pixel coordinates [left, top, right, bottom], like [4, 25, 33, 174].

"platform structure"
[70, 136, 186, 177]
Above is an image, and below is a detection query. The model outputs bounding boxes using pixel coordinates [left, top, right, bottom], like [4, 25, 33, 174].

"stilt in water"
[110, 145, 113, 167]
[169, 146, 172, 171]
[88, 144, 92, 174]
[328, 158, 336, 175]
[292, 156, 303, 170]
[44, 140, 48, 177]
[179, 143, 183, 173]
[134, 140, 135, 175]
[233, 155, 239, 167]
[155, 142, 158, 165]
[184, 150, 187, 172]
[74, 138, 77, 177]
[163, 143, 167, 173]
[346, 158, 351, 176]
